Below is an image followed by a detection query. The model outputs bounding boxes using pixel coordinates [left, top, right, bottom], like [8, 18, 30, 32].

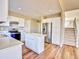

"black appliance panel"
[9, 30, 21, 41]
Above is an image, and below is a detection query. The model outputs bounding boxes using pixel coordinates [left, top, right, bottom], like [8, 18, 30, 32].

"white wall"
[76, 18, 79, 32]
[65, 9, 79, 18]
[30, 20, 41, 33]
[65, 18, 75, 28]
[65, 9, 79, 28]
[25, 20, 31, 33]
[41, 18, 53, 23]
[25, 20, 41, 33]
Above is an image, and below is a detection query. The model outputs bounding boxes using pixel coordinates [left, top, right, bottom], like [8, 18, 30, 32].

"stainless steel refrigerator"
[42, 18, 61, 45]
[42, 22, 52, 43]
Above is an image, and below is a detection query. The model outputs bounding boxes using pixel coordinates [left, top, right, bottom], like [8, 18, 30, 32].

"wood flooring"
[22, 43, 79, 59]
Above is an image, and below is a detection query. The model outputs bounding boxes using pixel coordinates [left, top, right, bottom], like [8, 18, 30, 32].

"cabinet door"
[25, 37, 31, 48]
[0, 0, 8, 21]
[25, 35, 36, 52]
[31, 36, 37, 51]
[20, 31, 25, 42]
[0, 45, 22, 59]
[8, 16, 24, 27]
[8, 16, 19, 22]
[32, 37, 38, 53]
[52, 18, 61, 45]
[19, 18, 24, 27]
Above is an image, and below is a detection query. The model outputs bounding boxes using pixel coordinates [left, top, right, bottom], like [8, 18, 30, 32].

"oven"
[9, 30, 21, 41]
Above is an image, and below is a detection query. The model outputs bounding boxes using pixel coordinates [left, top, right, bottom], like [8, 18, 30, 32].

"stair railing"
[74, 18, 78, 48]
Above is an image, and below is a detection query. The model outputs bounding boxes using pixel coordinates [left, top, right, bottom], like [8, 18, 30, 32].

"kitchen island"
[0, 37, 23, 59]
[25, 33, 45, 54]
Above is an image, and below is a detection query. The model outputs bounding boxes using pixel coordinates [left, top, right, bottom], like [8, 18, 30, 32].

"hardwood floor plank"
[22, 46, 31, 56]
[75, 48, 79, 59]
[23, 43, 78, 59]
[47, 46, 59, 59]
[63, 45, 76, 59]
[55, 47, 64, 59]
[35, 44, 59, 59]
[24, 51, 38, 59]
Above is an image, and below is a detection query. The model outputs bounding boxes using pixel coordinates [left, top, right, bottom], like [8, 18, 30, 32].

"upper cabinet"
[8, 16, 24, 27]
[0, 0, 8, 21]
[8, 16, 19, 22]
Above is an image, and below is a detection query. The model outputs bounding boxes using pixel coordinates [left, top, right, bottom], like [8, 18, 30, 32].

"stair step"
[64, 28, 76, 46]
[64, 39, 76, 42]
[64, 41, 76, 46]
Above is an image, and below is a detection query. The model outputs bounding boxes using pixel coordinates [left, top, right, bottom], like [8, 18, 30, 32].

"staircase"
[64, 28, 76, 46]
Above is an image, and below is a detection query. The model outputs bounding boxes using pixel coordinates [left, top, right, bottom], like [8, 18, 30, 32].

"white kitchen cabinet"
[8, 16, 24, 27]
[0, 45, 22, 59]
[0, 38, 23, 59]
[25, 33, 44, 54]
[0, 0, 8, 21]
[19, 30, 25, 42]
[52, 17, 61, 45]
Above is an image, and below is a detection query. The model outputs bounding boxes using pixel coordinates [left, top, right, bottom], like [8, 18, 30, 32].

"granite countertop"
[0, 37, 23, 50]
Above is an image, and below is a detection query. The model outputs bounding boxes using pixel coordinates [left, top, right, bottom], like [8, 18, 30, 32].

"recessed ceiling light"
[18, 8, 22, 10]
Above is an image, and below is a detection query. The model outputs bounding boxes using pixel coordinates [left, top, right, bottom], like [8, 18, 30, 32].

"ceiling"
[9, 0, 79, 18]
[9, 0, 61, 18]
[62, 0, 79, 11]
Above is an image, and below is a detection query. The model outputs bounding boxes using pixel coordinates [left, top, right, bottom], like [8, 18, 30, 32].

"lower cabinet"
[0, 45, 22, 59]
[25, 34, 44, 54]
[20, 31, 25, 42]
